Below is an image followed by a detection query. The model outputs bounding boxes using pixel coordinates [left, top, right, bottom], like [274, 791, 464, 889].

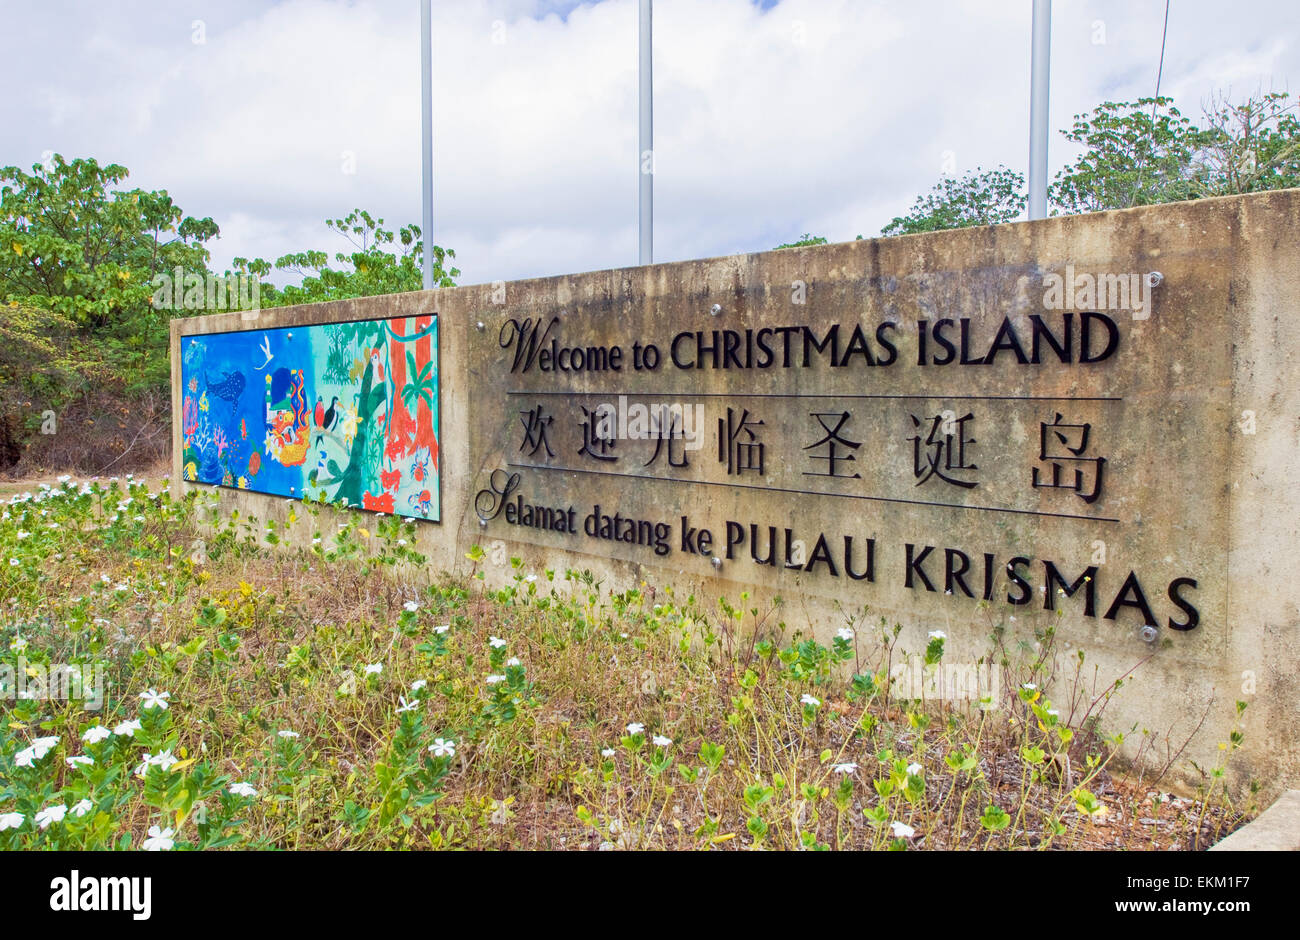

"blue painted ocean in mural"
[180, 314, 440, 521]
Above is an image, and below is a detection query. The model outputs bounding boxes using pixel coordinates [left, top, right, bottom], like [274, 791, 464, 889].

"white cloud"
[2, 0, 1296, 286]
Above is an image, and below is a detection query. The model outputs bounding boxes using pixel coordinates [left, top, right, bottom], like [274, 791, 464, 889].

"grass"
[0, 477, 1253, 850]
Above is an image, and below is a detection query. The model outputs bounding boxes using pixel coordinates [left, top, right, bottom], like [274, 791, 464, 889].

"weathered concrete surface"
[1211, 791, 1300, 850]
[172, 189, 1300, 799]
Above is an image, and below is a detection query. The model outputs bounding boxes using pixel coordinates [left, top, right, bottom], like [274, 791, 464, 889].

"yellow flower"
[237, 476, 248, 489]
[11, 242, 22, 255]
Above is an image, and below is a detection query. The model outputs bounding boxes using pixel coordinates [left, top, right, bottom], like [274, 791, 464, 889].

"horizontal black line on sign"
[504, 462, 1122, 524]
[506, 392, 1123, 401]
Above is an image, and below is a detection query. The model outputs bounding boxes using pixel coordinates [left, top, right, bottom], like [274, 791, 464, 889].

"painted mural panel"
[180, 314, 440, 521]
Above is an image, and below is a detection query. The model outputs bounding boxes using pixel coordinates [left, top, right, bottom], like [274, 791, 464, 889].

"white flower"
[403, 600, 419, 612]
[8, 559, 17, 567]
[1021, 682, 1037, 691]
[433, 625, 449, 634]
[9, 637, 26, 652]
[429, 738, 456, 758]
[144, 750, 178, 772]
[277, 730, 300, 739]
[0, 812, 23, 831]
[364, 663, 383, 675]
[113, 719, 143, 737]
[14, 735, 58, 767]
[524, 574, 538, 583]
[228, 783, 258, 798]
[485, 674, 506, 685]
[652, 734, 672, 747]
[891, 821, 915, 839]
[397, 696, 420, 713]
[66, 755, 94, 768]
[907, 762, 923, 776]
[625, 722, 645, 735]
[801, 694, 821, 707]
[832, 762, 858, 774]
[601, 748, 616, 757]
[70, 799, 93, 818]
[411, 679, 428, 692]
[928, 630, 946, 640]
[35, 805, 67, 829]
[506, 657, 521, 667]
[1046, 708, 1060, 717]
[836, 627, 854, 641]
[488, 636, 507, 649]
[141, 825, 175, 851]
[139, 689, 171, 710]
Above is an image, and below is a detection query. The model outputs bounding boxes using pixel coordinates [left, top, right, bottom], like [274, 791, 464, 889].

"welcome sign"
[173, 191, 1300, 792]
[468, 263, 1217, 645]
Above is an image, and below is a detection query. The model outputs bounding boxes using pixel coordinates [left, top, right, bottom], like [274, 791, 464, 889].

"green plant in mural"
[401, 351, 437, 414]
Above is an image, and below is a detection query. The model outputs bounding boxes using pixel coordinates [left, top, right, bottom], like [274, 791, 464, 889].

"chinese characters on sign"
[512, 398, 1108, 507]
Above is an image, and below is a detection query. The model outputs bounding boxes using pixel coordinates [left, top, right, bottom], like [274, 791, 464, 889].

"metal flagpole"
[1028, 0, 1051, 220]
[638, 0, 653, 265]
[420, 0, 435, 289]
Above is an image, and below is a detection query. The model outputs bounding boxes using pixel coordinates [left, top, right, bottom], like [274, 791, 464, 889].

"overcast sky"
[3, 0, 1296, 287]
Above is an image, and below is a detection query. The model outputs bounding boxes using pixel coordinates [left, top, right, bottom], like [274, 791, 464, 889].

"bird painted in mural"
[254, 334, 274, 370]
[322, 396, 340, 431]
[205, 371, 245, 405]
[314, 395, 325, 428]
[370, 349, 384, 383]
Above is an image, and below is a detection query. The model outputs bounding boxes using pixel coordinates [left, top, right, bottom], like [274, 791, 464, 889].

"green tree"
[0, 305, 83, 464]
[775, 233, 828, 249]
[0, 154, 218, 390]
[881, 166, 1026, 236]
[1192, 91, 1300, 196]
[237, 209, 459, 308]
[1049, 97, 1202, 214]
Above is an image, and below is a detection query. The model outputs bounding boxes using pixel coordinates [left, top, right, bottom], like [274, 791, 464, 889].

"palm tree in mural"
[400, 351, 436, 414]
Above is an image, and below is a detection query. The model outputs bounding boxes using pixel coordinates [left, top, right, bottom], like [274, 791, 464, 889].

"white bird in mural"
[254, 334, 274, 371]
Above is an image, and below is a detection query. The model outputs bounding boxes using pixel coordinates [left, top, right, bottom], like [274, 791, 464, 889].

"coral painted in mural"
[180, 314, 440, 521]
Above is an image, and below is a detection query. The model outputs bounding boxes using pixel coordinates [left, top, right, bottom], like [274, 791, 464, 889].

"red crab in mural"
[385, 404, 418, 463]
[363, 491, 395, 513]
[408, 489, 432, 516]
[409, 446, 432, 485]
